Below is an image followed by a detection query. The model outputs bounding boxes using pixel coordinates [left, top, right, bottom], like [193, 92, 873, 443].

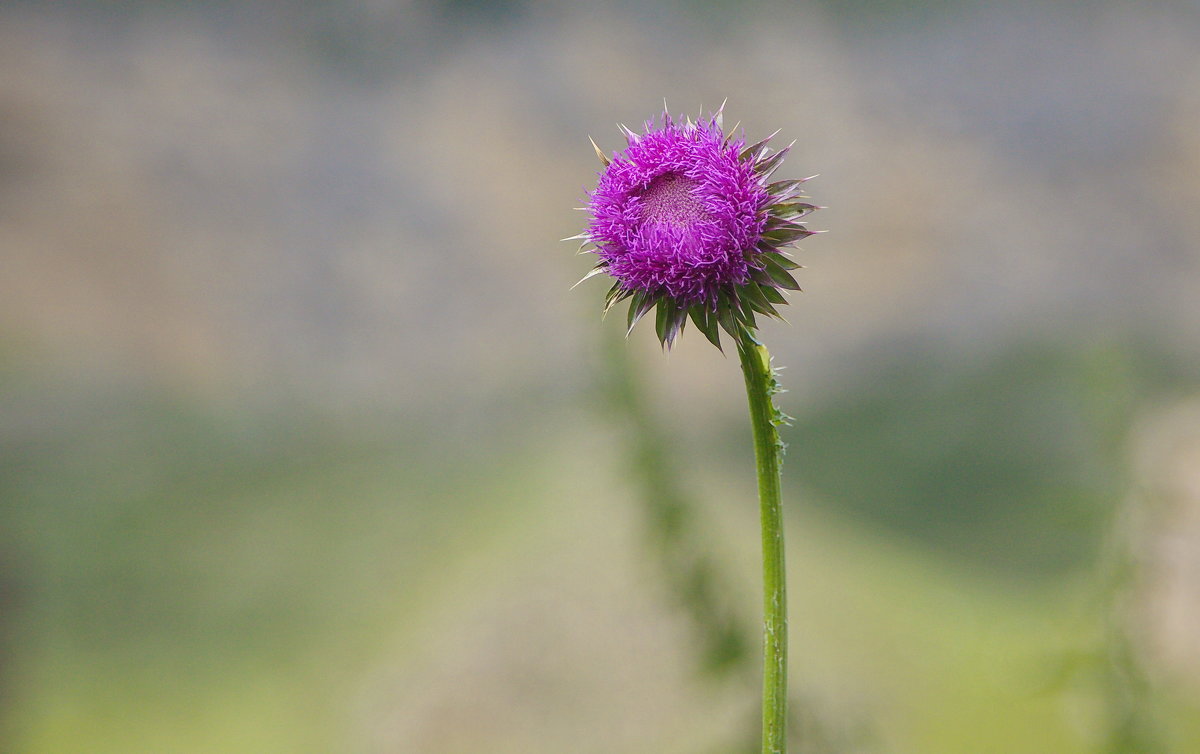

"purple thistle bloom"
[573, 104, 819, 349]
[589, 116, 766, 306]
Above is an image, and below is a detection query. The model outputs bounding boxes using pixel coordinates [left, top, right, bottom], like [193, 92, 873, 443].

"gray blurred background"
[3, 0, 1200, 752]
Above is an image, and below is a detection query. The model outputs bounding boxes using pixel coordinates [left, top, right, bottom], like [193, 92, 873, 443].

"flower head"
[571, 103, 819, 349]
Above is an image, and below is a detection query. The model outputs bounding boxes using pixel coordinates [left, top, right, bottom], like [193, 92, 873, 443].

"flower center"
[638, 173, 709, 226]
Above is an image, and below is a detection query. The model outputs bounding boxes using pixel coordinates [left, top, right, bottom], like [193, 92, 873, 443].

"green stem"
[736, 330, 788, 754]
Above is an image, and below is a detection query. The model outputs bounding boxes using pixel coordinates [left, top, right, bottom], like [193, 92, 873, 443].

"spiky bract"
[572, 104, 819, 349]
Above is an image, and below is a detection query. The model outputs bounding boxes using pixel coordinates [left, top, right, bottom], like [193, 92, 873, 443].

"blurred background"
[3, 0, 1200, 751]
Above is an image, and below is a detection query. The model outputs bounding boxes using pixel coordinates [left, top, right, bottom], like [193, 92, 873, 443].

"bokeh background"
[3, 0, 1200, 752]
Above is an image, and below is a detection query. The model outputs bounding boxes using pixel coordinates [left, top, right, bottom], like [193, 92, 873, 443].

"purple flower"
[572, 104, 820, 349]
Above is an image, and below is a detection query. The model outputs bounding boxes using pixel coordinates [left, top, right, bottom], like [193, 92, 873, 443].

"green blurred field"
[4, 335, 1199, 753]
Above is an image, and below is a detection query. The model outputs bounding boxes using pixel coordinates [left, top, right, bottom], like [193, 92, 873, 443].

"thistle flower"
[571, 103, 820, 349]
[569, 104, 823, 754]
